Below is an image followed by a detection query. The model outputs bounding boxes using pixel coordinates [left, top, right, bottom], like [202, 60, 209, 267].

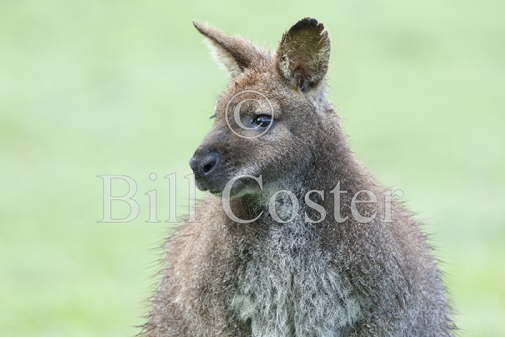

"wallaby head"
[190, 18, 336, 199]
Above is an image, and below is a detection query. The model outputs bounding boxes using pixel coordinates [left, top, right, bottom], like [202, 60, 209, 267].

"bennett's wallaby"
[141, 18, 455, 337]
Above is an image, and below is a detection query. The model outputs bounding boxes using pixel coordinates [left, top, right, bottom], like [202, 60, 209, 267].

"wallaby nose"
[190, 151, 220, 176]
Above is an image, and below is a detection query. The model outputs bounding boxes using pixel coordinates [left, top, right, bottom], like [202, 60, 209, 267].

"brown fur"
[141, 18, 455, 337]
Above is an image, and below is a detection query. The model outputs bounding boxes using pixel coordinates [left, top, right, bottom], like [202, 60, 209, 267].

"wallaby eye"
[252, 115, 272, 128]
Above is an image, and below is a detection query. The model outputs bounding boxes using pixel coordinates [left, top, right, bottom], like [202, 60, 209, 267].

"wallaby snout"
[190, 149, 222, 192]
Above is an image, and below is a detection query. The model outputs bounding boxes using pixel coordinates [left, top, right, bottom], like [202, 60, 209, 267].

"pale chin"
[217, 176, 262, 200]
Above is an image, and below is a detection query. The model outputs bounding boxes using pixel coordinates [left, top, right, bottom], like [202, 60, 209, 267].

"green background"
[1, 1, 504, 336]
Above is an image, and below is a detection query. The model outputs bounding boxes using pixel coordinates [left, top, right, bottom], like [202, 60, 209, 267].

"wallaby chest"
[230, 224, 361, 337]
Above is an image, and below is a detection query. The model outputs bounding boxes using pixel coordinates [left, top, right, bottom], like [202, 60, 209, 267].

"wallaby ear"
[193, 21, 265, 78]
[276, 18, 330, 92]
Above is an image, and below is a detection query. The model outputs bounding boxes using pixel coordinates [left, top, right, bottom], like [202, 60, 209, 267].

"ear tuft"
[193, 21, 266, 78]
[287, 17, 323, 35]
[276, 17, 330, 92]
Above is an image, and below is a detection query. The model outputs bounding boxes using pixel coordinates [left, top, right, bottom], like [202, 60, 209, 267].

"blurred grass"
[1, 0, 504, 336]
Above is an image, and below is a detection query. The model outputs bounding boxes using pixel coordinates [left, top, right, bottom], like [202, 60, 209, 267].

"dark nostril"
[200, 152, 219, 175]
[202, 161, 215, 173]
[190, 151, 220, 176]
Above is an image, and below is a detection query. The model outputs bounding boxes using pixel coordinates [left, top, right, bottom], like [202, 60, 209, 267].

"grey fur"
[140, 18, 455, 337]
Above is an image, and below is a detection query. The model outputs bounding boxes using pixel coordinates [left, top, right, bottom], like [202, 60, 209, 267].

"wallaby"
[141, 18, 455, 337]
